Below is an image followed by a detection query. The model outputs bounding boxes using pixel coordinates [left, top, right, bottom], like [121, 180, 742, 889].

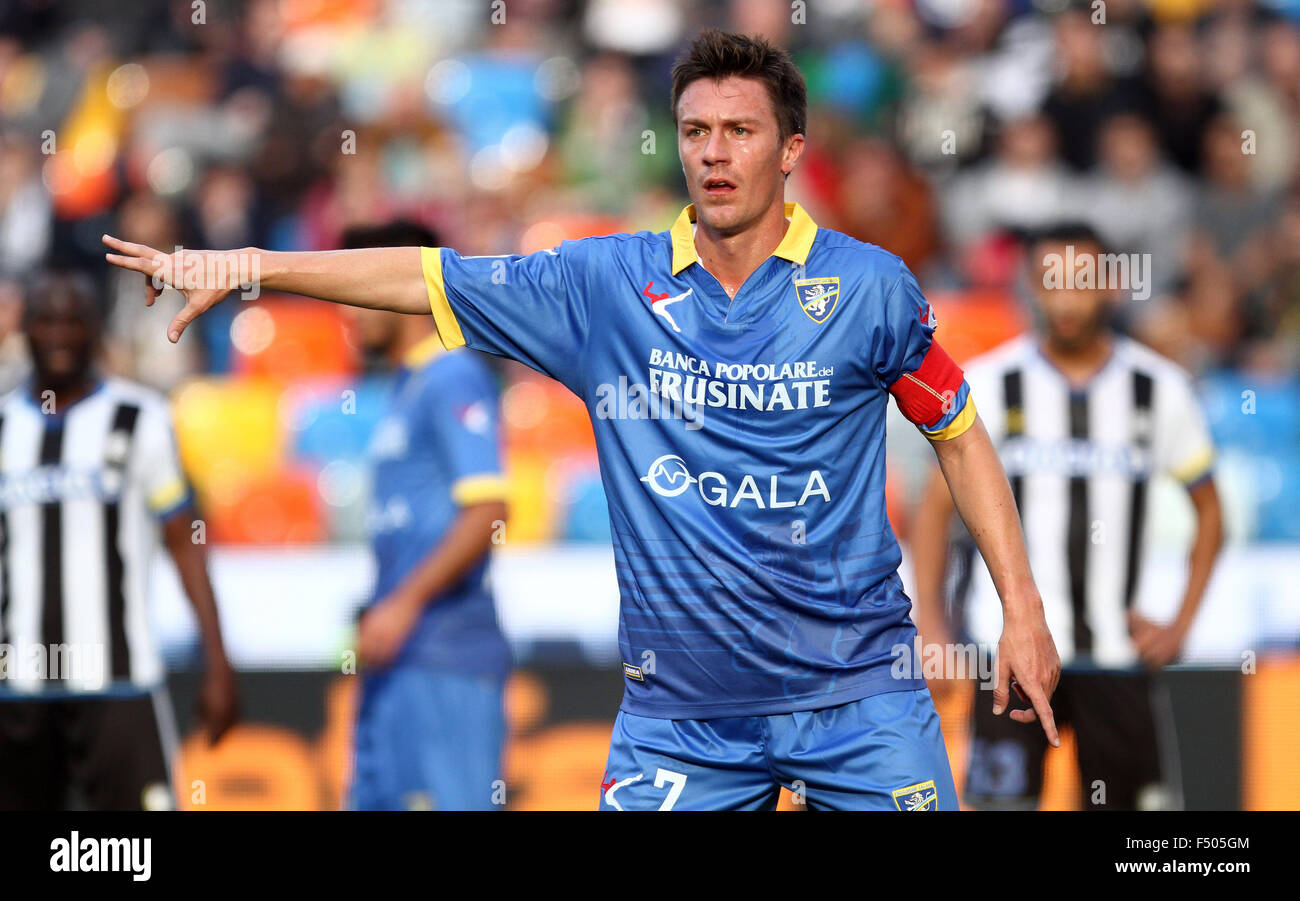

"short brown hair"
[670, 28, 807, 142]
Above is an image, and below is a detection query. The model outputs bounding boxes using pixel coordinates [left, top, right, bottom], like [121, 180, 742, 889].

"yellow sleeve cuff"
[421, 246, 467, 351]
[1170, 447, 1215, 485]
[922, 394, 977, 441]
[148, 476, 189, 514]
[451, 474, 509, 506]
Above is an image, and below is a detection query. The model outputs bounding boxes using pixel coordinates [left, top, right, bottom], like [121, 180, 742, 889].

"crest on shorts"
[892, 780, 938, 811]
[794, 277, 840, 323]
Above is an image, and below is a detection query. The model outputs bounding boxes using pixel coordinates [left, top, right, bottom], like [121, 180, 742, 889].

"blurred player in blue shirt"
[341, 223, 510, 811]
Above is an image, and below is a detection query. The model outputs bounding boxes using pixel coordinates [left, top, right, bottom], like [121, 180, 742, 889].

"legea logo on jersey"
[642, 280, 693, 333]
[457, 401, 491, 435]
[917, 297, 937, 329]
[794, 276, 840, 323]
[639, 454, 832, 509]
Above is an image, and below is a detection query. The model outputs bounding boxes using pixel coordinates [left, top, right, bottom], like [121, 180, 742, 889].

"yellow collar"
[670, 201, 817, 276]
[403, 331, 446, 368]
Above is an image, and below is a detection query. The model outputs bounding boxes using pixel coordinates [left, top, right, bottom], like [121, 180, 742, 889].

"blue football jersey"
[365, 336, 510, 679]
[422, 203, 974, 717]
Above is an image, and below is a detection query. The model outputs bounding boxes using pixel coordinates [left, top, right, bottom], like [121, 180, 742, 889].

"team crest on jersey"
[892, 780, 938, 811]
[794, 277, 840, 323]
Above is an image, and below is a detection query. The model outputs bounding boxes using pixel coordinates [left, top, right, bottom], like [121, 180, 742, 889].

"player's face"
[1031, 240, 1115, 351]
[24, 291, 98, 387]
[676, 75, 803, 236]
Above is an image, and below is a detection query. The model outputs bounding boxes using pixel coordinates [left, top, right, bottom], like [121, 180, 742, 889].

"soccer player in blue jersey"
[342, 222, 510, 810]
[104, 29, 1060, 811]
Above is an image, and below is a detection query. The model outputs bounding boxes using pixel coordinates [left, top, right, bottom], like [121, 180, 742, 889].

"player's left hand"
[357, 594, 422, 669]
[994, 600, 1061, 747]
[1128, 611, 1188, 669]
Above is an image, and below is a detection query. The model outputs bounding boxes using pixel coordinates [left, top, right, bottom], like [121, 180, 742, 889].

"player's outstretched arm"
[102, 236, 430, 343]
[928, 416, 1062, 747]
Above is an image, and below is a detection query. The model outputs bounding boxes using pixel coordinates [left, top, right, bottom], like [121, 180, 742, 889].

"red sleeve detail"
[887, 340, 965, 426]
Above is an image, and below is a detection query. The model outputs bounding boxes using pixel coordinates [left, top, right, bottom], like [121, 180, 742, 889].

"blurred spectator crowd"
[0, 0, 1297, 544]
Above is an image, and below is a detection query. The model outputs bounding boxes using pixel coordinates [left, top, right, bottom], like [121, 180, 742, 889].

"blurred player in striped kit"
[0, 272, 237, 810]
[341, 222, 511, 811]
[913, 223, 1224, 810]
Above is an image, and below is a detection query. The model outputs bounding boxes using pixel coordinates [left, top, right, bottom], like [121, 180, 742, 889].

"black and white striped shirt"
[0, 377, 189, 694]
[960, 335, 1215, 667]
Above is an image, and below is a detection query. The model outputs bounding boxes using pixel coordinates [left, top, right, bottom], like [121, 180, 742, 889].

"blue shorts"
[349, 667, 506, 811]
[599, 688, 958, 811]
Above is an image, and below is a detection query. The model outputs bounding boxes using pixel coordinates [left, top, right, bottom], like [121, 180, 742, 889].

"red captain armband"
[887, 341, 966, 430]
